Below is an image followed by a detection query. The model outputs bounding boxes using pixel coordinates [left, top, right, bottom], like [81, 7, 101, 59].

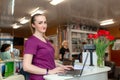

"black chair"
[19, 68, 29, 80]
[117, 71, 120, 80]
[105, 61, 116, 79]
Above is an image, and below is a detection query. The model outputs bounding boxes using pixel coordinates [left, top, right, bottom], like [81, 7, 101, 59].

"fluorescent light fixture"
[19, 17, 29, 24]
[100, 19, 114, 26]
[12, 23, 22, 29]
[11, 0, 15, 15]
[50, 0, 64, 5]
[31, 7, 45, 16]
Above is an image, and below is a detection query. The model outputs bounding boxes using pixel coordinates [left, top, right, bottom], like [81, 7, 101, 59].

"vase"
[97, 57, 104, 68]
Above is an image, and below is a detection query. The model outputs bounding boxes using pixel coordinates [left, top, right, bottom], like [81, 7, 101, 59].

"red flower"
[93, 34, 99, 39]
[97, 30, 110, 36]
[104, 30, 110, 36]
[97, 30, 105, 36]
[106, 35, 115, 41]
[88, 29, 115, 42]
[88, 34, 93, 39]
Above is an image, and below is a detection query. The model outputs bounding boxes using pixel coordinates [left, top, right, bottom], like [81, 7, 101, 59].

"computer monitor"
[83, 44, 95, 50]
[83, 44, 95, 66]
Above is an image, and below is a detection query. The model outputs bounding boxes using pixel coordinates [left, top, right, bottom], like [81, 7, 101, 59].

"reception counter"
[44, 66, 111, 80]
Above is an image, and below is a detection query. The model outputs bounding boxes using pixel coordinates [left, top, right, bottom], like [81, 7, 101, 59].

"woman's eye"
[38, 21, 47, 24]
[44, 21, 47, 24]
[38, 22, 42, 24]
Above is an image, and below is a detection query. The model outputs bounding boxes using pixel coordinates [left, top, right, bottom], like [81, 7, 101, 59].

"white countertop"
[44, 66, 111, 80]
[0, 58, 22, 63]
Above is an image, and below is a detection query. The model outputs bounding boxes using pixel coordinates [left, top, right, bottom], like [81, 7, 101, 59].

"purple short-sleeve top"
[24, 36, 56, 80]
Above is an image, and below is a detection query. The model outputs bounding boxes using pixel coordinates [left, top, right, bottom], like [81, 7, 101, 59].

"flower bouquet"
[88, 30, 115, 67]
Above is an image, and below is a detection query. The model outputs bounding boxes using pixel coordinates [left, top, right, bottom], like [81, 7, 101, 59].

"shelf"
[71, 29, 97, 34]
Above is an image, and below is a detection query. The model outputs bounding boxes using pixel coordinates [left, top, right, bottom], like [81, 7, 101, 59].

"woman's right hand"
[48, 67, 66, 74]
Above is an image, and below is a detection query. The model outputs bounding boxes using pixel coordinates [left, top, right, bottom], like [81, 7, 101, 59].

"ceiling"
[0, 0, 120, 35]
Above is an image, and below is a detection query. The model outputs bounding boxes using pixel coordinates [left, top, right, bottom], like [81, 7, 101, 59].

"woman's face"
[32, 15, 47, 33]
[5, 46, 11, 51]
[64, 42, 68, 47]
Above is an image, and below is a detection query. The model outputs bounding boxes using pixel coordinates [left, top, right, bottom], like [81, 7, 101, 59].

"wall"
[13, 27, 32, 38]
[0, 27, 13, 35]
[107, 25, 120, 38]
[46, 26, 58, 36]
[0, 25, 58, 38]
[0, 26, 32, 38]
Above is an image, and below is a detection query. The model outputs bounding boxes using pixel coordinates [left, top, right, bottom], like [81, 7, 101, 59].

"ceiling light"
[100, 19, 114, 26]
[11, 23, 22, 29]
[31, 7, 45, 16]
[19, 17, 29, 24]
[50, 0, 64, 5]
[11, 0, 15, 15]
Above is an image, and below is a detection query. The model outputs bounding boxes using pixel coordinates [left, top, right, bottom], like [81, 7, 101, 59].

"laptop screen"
[79, 52, 89, 76]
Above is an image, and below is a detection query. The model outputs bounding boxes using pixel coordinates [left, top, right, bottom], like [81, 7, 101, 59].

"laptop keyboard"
[58, 69, 81, 77]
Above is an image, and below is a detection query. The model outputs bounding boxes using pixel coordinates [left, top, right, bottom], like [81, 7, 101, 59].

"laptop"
[58, 53, 89, 77]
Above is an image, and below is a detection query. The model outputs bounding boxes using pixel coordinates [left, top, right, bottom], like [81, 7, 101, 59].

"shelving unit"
[67, 24, 97, 55]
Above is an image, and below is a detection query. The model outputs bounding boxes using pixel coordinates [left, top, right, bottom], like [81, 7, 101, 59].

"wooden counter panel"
[111, 50, 120, 66]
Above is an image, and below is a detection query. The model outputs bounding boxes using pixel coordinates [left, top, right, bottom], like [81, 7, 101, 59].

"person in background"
[49, 39, 59, 59]
[13, 48, 20, 58]
[59, 40, 72, 61]
[0, 43, 14, 60]
[23, 14, 73, 80]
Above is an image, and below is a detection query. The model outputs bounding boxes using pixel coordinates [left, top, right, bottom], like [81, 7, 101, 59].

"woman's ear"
[32, 24, 35, 28]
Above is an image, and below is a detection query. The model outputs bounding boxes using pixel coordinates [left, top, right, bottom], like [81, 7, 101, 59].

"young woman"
[23, 14, 73, 80]
[59, 40, 71, 61]
[0, 43, 14, 60]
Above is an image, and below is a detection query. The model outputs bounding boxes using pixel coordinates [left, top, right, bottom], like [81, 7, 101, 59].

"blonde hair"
[62, 40, 68, 46]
